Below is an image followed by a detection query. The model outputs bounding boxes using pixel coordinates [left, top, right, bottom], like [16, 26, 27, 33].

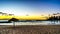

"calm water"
[0, 20, 60, 25]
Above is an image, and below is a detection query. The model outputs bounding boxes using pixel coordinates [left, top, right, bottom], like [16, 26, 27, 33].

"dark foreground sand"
[0, 25, 60, 34]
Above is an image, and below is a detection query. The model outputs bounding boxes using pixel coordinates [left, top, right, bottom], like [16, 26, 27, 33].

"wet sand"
[0, 25, 60, 34]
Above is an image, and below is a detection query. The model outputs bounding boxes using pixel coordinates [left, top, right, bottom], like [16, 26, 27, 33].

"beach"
[0, 25, 60, 34]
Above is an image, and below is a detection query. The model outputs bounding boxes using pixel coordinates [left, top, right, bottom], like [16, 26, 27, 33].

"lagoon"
[0, 20, 60, 25]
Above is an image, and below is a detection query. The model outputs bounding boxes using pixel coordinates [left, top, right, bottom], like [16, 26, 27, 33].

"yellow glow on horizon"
[14, 15, 48, 20]
[0, 15, 49, 20]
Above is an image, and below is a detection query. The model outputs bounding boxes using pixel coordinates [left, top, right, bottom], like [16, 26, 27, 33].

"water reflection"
[14, 20, 60, 25]
[0, 20, 60, 25]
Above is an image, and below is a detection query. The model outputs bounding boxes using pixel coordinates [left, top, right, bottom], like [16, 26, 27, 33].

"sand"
[0, 25, 60, 34]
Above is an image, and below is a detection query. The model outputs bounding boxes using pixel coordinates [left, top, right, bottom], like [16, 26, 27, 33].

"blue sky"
[0, 0, 60, 15]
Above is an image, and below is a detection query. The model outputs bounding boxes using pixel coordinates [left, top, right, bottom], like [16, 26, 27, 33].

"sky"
[0, 0, 60, 16]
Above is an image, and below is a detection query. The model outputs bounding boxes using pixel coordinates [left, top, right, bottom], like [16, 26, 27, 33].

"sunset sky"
[0, 0, 60, 16]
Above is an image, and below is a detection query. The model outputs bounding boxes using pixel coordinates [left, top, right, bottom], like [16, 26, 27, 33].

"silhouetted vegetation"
[48, 13, 60, 20]
[48, 16, 60, 20]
